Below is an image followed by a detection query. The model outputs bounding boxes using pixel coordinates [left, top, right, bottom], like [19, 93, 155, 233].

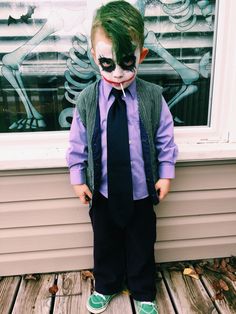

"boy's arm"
[66, 108, 92, 204]
[155, 96, 178, 201]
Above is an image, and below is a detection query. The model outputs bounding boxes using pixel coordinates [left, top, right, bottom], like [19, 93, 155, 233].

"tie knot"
[111, 88, 123, 100]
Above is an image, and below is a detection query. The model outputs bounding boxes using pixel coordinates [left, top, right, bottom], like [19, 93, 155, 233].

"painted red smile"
[102, 73, 135, 86]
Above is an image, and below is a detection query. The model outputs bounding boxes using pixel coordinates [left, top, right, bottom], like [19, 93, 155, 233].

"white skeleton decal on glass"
[0, 0, 214, 131]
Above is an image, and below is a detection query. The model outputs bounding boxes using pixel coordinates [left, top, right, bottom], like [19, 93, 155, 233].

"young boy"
[67, 1, 178, 313]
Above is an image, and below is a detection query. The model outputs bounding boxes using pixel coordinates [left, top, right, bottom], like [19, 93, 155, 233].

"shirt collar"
[101, 78, 136, 100]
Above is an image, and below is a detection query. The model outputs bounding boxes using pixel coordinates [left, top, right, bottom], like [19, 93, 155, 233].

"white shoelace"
[140, 302, 155, 306]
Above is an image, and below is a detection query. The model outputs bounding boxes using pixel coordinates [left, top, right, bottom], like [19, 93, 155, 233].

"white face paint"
[92, 28, 142, 90]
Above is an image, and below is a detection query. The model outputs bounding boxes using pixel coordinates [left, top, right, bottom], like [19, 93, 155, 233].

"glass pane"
[0, 0, 217, 132]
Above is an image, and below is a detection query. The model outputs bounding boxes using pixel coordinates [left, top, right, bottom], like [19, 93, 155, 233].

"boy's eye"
[98, 57, 116, 73]
[120, 55, 136, 71]
[123, 57, 135, 66]
[103, 60, 113, 67]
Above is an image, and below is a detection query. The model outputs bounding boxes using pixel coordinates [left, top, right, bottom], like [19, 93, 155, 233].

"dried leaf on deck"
[216, 291, 225, 300]
[213, 280, 221, 293]
[227, 264, 236, 273]
[225, 271, 236, 281]
[24, 274, 40, 281]
[229, 255, 236, 267]
[220, 258, 227, 271]
[49, 284, 59, 295]
[183, 268, 199, 280]
[219, 279, 229, 291]
[195, 265, 204, 275]
[81, 270, 94, 281]
[213, 258, 220, 270]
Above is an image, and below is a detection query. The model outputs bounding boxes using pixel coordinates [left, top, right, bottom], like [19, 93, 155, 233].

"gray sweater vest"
[76, 77, 163, 204]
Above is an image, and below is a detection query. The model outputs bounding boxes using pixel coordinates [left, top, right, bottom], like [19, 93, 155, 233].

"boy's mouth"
[102, 74, 135, 86]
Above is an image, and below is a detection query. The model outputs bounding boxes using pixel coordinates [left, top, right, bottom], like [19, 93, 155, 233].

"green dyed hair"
[91, 0, 144, 63]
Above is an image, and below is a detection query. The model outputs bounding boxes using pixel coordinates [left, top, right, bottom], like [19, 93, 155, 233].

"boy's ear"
[139, 47, 149, 64]
[91, 47, 98, 64]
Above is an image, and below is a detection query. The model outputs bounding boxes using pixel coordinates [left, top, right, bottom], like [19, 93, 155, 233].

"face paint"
[92, 27, 143, 89]
[94, 41, 140, 89]
[99, 54, 136, 73]
[119, 54, 136, 72]
[98, 57, 116, 73]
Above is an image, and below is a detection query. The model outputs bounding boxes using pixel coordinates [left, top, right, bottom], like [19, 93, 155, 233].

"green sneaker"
[135, 301, 158, 314]
[86, 291, 116, 313]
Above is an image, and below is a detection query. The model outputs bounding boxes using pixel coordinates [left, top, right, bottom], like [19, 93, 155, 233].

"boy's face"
[91, 27, 148, 90]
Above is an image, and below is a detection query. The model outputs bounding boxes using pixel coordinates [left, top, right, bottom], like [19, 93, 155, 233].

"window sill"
[0, 131, 236, 171]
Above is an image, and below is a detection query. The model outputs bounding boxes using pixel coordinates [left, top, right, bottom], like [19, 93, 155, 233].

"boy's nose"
[113, 64, 124, 78]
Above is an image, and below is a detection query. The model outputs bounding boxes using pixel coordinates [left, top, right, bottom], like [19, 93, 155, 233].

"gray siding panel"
[0, 161, 236, 276]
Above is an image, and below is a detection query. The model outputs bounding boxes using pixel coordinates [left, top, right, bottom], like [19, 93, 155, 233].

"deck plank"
[0, 276, 21, 314]
[53, 271, 91, 314]
[104, 292, 133, 314]
[156, 272, 175, 314]
[163, 268, 217, 314]
[11, 274, 54, 314]
[201, 271, 236, 314]
[133, 272, 175, 314]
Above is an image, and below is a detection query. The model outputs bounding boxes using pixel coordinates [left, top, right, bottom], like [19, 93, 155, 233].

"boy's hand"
[73, 184, 92, 204]
[155, 179, 171, 201]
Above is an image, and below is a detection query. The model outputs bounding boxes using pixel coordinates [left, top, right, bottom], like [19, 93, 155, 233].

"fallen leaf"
[219, 279, 229, 291]
[183, 268, 199, 280]
[24, 274, 40, 281]
[213, 259, 220, 270]
[227, 264, 236, 273]
[225, 271, 236, 281]
[49, 284, 58, 295]
[195, 265, 204, 275]
[220, 259, 227, 270]
[212, 280, 221, 293]
[216, 291, 224, 300]
[81, 270, 94, 281]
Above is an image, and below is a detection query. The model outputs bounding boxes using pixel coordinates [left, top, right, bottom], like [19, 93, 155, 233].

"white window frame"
[0, 0, 236, 171]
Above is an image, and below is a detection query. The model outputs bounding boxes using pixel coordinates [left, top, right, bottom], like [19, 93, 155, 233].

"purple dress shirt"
[67, 79, 178, 200]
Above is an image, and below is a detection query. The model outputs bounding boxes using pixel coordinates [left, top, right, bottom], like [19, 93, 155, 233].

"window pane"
[0, 0, 217, 132]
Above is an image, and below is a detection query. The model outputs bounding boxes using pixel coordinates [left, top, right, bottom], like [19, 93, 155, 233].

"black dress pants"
[89, 192, 157, 301]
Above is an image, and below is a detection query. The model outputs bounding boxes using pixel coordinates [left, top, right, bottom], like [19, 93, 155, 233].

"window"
[0, 0, 235, 169]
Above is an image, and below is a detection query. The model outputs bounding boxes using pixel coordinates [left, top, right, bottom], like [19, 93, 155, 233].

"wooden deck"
[1, 258, 236, 314]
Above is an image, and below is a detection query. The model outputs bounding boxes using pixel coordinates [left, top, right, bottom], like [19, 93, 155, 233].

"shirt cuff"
[69, 168, 86, 185]
[159, 162, 175, 179]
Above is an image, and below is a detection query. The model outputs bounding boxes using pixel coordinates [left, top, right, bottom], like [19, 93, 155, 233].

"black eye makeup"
[98, 57, 116, 73]
[119, 55, 136, 72]
[98, 54, 137, 73]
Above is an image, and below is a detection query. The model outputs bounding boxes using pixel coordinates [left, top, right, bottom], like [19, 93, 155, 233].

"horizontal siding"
[157, 212, 236, 241]
[0, 224, 92, 254]
[0, 198, 90, 228]
[0, 161, 236, 276]
[1, 162, 236, 202]
[0, 248, 93, 277]
[158, 188, 236, 217]
[1, 213, 236, 253]
[1, 189, 236, 229]
[155, 236, 236, 262]
[0, 172, 74, 202]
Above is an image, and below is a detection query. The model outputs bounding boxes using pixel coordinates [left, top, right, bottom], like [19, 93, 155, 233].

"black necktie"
[107, 88, 133, 227]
